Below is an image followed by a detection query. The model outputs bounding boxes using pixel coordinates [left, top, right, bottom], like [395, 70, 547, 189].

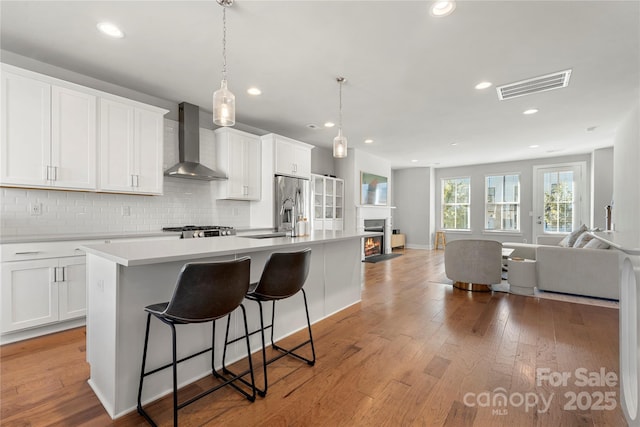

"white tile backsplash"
[0, 119, 251, 237]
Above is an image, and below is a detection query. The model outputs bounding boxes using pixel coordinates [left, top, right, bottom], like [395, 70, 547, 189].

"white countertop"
[591, 231, 640, 255]
[82, 230, 379, 267]
[0, 231, 181, 244]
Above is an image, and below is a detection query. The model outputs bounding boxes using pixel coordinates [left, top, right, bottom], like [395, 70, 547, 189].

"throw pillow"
[584, 238, 610, 250]
[574, 232, 596, 248]
[558, 224, 588, 247]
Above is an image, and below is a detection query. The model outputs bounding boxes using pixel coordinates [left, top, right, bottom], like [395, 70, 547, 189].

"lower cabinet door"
[58, 256, 86, 320]
[1, 259, 59, 333]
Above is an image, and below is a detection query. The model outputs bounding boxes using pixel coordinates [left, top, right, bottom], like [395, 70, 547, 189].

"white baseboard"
[1, 317, 86, 345]
[406, 243, 431, 250]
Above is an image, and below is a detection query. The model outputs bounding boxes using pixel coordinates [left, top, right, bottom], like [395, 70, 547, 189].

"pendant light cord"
[339, 80, 342, 129]
[222, 6, 227, 81]
[338, 78, 344, 131]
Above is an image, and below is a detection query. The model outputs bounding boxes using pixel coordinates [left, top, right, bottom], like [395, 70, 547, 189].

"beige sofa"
[504, 235, 620, 300]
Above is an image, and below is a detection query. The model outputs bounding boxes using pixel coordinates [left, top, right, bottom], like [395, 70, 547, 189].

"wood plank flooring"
[1, 249, 624, 426]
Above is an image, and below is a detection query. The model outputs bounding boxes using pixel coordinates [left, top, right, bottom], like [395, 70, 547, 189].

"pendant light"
[333, 77, 347, 158]
[213, 0, 235, 127]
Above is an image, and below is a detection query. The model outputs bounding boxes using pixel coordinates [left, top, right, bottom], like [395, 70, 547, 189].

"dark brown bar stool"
[223, 248, 315, 397]
[137, 257, 255, 427]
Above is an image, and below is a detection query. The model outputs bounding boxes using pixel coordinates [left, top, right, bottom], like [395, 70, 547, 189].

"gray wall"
[392, 168, 432, 249]
[311, 146, 336, 177]
[613, 104, 640, 231]
[592, 147, 614, 229]
[434, 153, 593, 245]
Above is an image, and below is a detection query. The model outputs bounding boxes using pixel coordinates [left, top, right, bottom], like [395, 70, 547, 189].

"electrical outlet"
[121, 206, 131, 216]
[30, 203, 42, 216]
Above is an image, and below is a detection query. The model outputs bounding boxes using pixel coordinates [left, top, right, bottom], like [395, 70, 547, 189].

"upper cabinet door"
[273, 136, 312, 179]
[0, 71, 51, 187]
[215, 128, 261, 200]
[99, 98, 135, 193]
[134, 108, 164, 195]
[50, 86, 97, 190]
[99, 99, 165, 195]
[244, 135, 261, 199]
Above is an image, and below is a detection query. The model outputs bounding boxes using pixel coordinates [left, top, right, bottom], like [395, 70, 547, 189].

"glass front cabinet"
[311, 174, 344, 231]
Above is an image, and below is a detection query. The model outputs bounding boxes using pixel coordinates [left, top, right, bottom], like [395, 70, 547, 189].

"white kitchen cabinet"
[0, 234, 179, 343]
[0, 256, 85, 333]
[214, 127, 261, 200]
[271, 134, 313, 179]
[99, 98, 165, 195]
[311, 174, 344, 231]
[1, 68, 97, 190]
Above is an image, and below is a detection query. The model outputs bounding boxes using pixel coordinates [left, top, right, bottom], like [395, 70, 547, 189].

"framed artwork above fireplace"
[361, 172, 388, 206]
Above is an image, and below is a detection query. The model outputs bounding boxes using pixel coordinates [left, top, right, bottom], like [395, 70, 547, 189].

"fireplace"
[364, 235, 383, 257]
[364, 219, 385, 258]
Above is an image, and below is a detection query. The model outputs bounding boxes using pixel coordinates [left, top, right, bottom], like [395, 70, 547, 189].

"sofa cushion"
[574, 232, 596, 248]
[584, 237, 610, 250]
[558, 224, 588, 247]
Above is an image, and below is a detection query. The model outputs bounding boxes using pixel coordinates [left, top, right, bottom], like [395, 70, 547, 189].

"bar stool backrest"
[252, 249, 311, 300]
[162, 257, 251, 323]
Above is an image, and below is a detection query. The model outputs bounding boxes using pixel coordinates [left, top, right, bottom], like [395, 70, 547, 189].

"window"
[543, 170, 575, 232]
[441, 177, 470, 230]
[485, 174, 520, 231]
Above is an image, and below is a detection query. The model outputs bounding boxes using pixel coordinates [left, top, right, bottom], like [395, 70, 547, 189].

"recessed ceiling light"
[529, 144, 540, 148]
[475, 81, 493, 90]
[324, 122, 335, 128]
[247, 87, 261, 96]
[411, 159, 418, 163]
[451, 142, 459, 146]
[430, 1, 456, 17]
[306, 123, 319, 130]
[97, 22, 124, 38]
[523, 109, 539, 115]
[364, 139, 374, 144]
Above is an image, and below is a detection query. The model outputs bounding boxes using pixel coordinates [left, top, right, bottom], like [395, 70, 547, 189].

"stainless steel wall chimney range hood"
[164, 102, 228, 181]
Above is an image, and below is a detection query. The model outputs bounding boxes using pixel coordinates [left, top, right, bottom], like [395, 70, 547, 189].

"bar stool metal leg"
[270, 289, 316, 366]
[223, 289, 316, 397]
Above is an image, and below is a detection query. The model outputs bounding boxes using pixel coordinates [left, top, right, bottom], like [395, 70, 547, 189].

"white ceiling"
[1, 1, 639, 168]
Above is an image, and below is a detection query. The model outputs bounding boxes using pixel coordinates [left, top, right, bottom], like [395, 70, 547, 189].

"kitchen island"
[81, 230, 375, 419]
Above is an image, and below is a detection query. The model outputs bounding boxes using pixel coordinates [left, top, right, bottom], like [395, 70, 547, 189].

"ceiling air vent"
[496, 69, 572, 100]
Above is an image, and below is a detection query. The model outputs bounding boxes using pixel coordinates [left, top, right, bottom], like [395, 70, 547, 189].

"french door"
[532, 162, 587, 242]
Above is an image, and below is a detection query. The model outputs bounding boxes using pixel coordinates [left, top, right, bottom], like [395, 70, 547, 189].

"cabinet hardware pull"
[52, 166, 58, 181]
[15, 251, 42, 255]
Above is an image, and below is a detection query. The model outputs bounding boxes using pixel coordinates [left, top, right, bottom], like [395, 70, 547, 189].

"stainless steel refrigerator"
[275, 175, 309, 235]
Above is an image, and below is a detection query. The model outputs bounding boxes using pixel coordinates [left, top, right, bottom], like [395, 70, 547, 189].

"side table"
[507, 258, 536, 295]
[391, 233, 406, 249]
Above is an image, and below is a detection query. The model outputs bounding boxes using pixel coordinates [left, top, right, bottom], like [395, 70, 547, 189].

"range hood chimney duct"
[164, 102, 227, 181]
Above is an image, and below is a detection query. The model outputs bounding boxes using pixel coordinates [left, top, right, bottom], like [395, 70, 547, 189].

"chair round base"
[453, 281, 492, 292]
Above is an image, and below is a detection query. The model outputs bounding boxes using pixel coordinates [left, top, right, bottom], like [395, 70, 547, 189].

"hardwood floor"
[1, 249, 624, 426]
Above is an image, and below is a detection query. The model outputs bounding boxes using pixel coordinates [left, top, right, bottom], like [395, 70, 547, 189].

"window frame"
[484, 173, 521, 233]
[440, 176, 471, 231]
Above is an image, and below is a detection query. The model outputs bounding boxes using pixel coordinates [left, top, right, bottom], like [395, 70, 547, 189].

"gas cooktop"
[162, 225, 235, 238]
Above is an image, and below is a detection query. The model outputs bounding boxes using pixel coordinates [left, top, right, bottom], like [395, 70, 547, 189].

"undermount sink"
[238, 232, 288, 239]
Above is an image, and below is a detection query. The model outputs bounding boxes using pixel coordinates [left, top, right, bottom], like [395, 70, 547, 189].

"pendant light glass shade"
[213, 1, 235, 127]
[333, 129, 347, 158]
[213, 79, 235, 126]
[333, 77, 347, 158]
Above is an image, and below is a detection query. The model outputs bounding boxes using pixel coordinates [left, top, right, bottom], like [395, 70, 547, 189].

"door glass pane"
[543, 170, 574, 232]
